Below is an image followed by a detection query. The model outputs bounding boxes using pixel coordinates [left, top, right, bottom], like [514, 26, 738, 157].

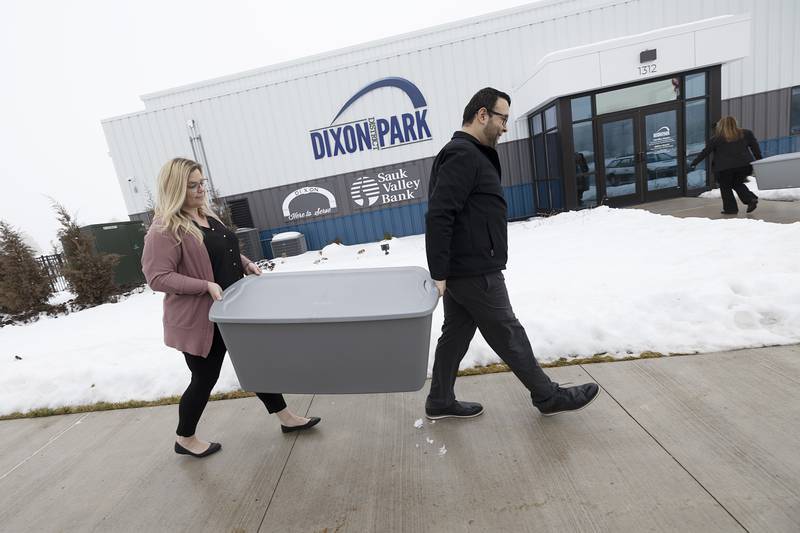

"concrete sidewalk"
[1, 345, 799, 532]
[631, 194, 800, 224]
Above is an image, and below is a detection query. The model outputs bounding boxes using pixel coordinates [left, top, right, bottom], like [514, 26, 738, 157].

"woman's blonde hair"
[715, 116, 743, 142]
[153, 157, 215, 243]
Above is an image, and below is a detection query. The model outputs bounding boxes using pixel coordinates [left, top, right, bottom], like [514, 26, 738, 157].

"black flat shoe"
[174, 441, 222, 458]
[281, 416, 321, 433]
[746, 199, 758, 213]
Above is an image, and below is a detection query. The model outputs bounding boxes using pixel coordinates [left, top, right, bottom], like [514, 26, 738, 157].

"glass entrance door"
[641, 108, 680, 199]
[598, 103, 683, 204]
[600, 116, 638, 200]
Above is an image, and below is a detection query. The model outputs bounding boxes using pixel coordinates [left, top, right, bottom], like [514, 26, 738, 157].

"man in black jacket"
[424, 87, 600, 420]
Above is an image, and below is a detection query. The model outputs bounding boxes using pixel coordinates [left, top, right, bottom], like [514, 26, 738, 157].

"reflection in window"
[791, 86, 800, 135]
[571, 96, 592, 122]
[687, 157, 707, 189]
[685, 99, 707, 154]
[602, 118, 636, 198]
[644, 110, 678, 191]
[685, 73, 706, 99]
[545, 129, 561, 177]
[596, 78, 680, 115]
[685, 98, 708, 189]
[576, 173, 597, 208]
[532, 113, 543, 135]
[572, 121, 595, 173]
[533, 135, 546, 179]
[544, 105, 557, 130]
[572, 120, 595, 209]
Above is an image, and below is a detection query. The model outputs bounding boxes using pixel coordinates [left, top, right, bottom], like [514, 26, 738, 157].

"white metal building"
[102, 0, 800, 255]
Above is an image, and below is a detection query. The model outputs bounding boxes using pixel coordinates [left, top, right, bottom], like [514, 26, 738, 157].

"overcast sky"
[0, 0, 535, 252]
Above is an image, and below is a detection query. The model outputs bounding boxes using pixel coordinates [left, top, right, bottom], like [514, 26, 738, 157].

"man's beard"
[484, 125, 500, 148]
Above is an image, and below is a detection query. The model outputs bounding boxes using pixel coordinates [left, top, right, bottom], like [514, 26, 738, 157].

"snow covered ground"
[2, 206, 799, 416]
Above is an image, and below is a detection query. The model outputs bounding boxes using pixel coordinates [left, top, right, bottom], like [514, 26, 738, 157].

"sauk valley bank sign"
[280, 167, 422, 222]
[350, 168, 420, 207]
[309, 77, 433, 160]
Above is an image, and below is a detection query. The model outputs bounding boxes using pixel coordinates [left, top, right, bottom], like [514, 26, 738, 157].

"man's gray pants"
[426, 271, 557, 409]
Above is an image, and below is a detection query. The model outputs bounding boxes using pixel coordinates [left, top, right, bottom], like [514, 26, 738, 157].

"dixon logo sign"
[282, 186, 338, 221]
[310, 77, 432, 160]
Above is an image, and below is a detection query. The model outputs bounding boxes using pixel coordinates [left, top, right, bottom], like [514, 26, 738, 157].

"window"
[544, 105, 557, 131]
[545, 130, 562, 177]
[596, 78, 680, 115]
[532, 113, 543, 135]
[685, 75, 709, 189]
[685, 73, 706, 99]
[571, 98, 596, 208]
[572, 121, 595, 173]
[791, 86, 800, 135]
[532, 134, 546, 179]
[529, 106, 563, 212]
[571, 96, 592, 122]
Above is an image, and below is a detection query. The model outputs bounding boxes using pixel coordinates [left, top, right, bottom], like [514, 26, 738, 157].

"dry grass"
[1, 350, 693, 421]
[0, 390, 256, 421]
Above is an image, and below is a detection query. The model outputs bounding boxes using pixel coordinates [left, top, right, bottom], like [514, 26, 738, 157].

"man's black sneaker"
[534, 383, 600, 416]
[425, 401, 484, 420]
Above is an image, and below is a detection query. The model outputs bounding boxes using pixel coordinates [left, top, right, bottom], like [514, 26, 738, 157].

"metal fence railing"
[37, 253, 68, 292]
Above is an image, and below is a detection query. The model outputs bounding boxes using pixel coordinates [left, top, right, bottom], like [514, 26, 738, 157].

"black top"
[197, 217, 244, 290]
[425, 131, 508, 281]
[690, 129, 763, 172]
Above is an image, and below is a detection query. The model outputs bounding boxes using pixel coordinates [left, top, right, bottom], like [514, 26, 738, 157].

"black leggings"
[177, 325, 287, 437]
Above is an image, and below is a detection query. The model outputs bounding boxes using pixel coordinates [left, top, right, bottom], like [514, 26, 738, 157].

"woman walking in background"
[690, 116, 762, 215]
[142, 158, 320, 459]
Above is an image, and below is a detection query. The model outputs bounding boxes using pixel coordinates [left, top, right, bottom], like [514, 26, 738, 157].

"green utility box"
[80, 221, 146, 288]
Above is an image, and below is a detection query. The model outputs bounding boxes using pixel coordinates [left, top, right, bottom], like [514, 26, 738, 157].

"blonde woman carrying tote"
[142, 158, 320, 459]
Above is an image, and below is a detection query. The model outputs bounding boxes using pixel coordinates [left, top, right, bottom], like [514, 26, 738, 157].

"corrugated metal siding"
[722, 87, 793, 140]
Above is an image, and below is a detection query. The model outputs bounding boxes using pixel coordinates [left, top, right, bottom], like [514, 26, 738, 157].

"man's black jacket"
[425, 131, 508, 280]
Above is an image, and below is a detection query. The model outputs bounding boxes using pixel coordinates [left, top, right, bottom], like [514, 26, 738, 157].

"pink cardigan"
[141, 218, 254, 357]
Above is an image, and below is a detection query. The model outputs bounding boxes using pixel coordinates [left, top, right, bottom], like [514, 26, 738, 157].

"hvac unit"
[271, 232, 307, 258]
[228, 198, 255, 228]
[235, 227, 264, 262]
[79, 221, 146, 288]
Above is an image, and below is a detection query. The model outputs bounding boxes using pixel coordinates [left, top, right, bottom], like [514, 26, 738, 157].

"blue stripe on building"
[760, 135, 800, 157]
